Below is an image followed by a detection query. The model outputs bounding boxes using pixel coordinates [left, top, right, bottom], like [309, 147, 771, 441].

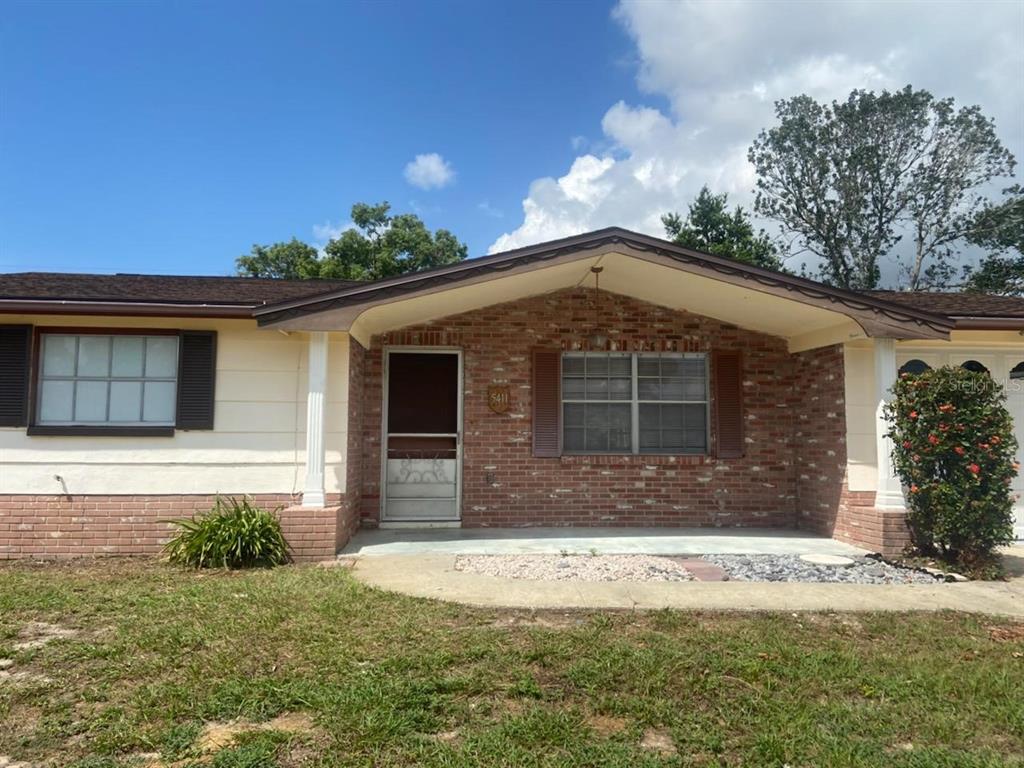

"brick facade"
[339, 338, 367, 549]
[789, 344, 910, 554]
[361, 288, 860, 533]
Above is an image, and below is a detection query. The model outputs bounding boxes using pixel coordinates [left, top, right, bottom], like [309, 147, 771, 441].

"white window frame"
[561, 351, 709, 455]
[35, 332, 180, 427]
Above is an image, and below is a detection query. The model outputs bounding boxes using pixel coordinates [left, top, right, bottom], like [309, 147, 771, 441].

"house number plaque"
[487, 385, 512, 414]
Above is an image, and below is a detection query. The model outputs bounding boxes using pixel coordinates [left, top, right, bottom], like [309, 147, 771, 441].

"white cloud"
[404, 152, 456, 190]
[312, 220, 352, 243]
[490, 0, 1024, 260]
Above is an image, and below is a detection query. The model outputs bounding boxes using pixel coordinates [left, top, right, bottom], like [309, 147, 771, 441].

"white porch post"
[874, 338, 905, 509]
[302, 331, 328, 508]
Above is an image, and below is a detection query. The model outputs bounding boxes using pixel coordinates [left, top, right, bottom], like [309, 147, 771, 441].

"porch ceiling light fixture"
[585, 265, 609, 349]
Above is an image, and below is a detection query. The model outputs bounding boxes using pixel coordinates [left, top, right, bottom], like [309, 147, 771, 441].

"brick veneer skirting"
[829, 487, 912, 555]
[0, 493, 358, 562]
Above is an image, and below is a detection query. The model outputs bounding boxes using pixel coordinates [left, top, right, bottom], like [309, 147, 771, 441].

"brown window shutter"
[0, 325, 32, 427]
[176, 331, 217, 430]
[714, 351, 744, 458]
[532, 349, 562, 457]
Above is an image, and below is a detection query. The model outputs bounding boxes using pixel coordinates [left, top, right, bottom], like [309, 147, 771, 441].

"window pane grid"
[562, 352, 707, 455]
[37, 335, 179, 426]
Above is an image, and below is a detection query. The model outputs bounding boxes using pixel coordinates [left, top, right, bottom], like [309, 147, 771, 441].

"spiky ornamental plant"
[163, 496, 291, 569]
[884, 366, 1017, 562]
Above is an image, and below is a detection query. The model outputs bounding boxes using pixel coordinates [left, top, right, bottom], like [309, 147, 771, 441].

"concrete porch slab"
[349, 553, 1024, 617]
[339, 527, 869, 557]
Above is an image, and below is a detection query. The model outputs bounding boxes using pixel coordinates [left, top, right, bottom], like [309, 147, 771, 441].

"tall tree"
[963, 185, 1024, 295]
[748, 87, 1016, 291]
[662, 186, 786, 271]
[236, 239, 321, 280]
[236, 202, 468, 280]
[320, 202, 467, 280]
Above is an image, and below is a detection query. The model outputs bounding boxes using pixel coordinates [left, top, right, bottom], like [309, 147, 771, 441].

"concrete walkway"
[347, 546, 1024, 618]
[341, 527, 868, 557]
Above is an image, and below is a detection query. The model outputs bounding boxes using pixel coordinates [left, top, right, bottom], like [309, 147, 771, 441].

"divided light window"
[37, 334, 179, 426]
[561, 352, 708, 455]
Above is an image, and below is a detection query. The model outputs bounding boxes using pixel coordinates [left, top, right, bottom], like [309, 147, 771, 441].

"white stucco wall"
[0, 315, 350, 496]
[843, 332, 1024, 493]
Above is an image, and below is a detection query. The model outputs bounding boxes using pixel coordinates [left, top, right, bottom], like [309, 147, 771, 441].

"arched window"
[961, 360, 990, 375]
[898, 359, 931, 375]
[1010, 362, 1024, 380]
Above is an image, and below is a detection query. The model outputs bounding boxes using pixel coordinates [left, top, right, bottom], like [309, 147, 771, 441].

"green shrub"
[163, 496, 291, 569]
[884, 365, 1017, 563]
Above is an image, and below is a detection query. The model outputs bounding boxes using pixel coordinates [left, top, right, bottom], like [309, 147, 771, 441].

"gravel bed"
[454, 554, 694, 582]
[700, 554, 943, 584]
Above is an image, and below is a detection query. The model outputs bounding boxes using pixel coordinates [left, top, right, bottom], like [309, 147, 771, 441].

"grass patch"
[0, 559, 1021, 766]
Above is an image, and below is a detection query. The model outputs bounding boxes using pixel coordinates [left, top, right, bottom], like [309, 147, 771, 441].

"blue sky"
[1, 0, 637, 274]
[2, 1, 1021, 281]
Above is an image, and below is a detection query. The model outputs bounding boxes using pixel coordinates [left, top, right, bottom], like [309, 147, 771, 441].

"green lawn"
[0, 560, 1022, 768]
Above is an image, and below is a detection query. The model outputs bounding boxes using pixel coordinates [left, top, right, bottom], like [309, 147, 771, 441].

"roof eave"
[952, 317, 1024, 330]
[0, 299, 258, 319]
[253, 229, 954, 339]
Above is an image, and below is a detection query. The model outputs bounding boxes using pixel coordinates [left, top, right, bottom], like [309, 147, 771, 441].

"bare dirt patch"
[640, 727, 678, 756]
[12, 622, 77, 650]
[426, 730, 462, 747]
[586, 714, 629, 737]
[196, 712, 316, 753]
[0, 669, 52, 687]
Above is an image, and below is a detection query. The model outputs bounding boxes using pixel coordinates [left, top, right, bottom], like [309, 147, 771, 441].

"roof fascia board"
[0, 299, 256, 318]
[952, 317, 1024, 330]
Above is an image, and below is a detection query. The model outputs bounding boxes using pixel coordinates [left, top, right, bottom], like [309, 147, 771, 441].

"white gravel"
[701, 554, 943, 584]
[454, 554, 694, 582]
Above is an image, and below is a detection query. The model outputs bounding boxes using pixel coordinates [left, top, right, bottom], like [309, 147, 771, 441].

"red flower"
[968, 464, 980, 475]
[938, 403, 955, 412]
[939, 423, 950, 432]
[990, 436, 1001, 444]
[910, 484, 920, 493]
[902, 440, 912, 449]
[979, 443, 990, 450]
[909, 411, 918, 419]
[928, 434, 940, 445]
[954, 446, 965, 456]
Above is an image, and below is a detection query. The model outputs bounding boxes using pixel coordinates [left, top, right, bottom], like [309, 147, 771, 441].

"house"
[2, 227, 1023, 561]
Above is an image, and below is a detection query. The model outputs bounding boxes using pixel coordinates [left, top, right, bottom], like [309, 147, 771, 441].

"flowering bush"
[884, 366, 1017, 563]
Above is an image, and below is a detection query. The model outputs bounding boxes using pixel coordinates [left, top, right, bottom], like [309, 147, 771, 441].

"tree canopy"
[236, 239, 321, 280]
[662, 186, 786, 271]
[749, 87, 1016, 291]
[236, 202, 468, 281]
[962, 185, 1024, 295]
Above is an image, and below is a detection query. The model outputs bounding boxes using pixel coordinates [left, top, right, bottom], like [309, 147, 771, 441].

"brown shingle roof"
[0, 272, 362, 307]
[868, 290, 1024, 318]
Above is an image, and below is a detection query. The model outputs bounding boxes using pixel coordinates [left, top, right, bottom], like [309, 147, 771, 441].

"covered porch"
[263, 229, 951, 554]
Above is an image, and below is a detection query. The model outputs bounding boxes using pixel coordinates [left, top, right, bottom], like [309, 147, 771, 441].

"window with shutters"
[36, 333, 179, 426]
[561, 352, 708, 454]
